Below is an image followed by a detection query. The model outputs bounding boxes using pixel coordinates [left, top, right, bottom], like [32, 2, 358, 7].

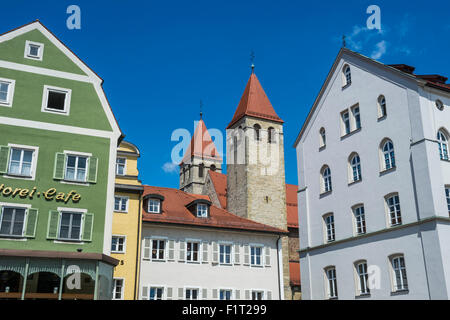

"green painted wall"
[0, 124, 110, 253]
[0, 29, 87, 76]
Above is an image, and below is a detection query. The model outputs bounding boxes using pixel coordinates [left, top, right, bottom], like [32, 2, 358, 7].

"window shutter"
[47, 210, 60, 239]
[24, 208, 38, 238]
[235, 290, 240, 300]
[178, 241, 186, 262]
[166, 287, 173, 300]
[141, 286, 149, 300]
[178, 288, 184, 300]
[202, 241, 208, 263]
[87, 156, 98, 183]
[168, 240, 175, 261]
[212, 242, 218, 263]
[234, 244, 240, 264]
[82, 213, 94, 242]
[202, 288, 208, 300]
[0, 146, 10, 174]
[212, 289, 218, 300]
[264, 247, 271, 267]
[266, 291, 272, 300]
[53, 153, 66, 180]
[245, 290, 250, 300]
[243, 245, 250, 265]
[143, 238, 151, 260]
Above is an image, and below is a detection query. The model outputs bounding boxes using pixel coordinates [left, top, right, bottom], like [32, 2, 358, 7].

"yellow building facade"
[111, 141, 144, 300]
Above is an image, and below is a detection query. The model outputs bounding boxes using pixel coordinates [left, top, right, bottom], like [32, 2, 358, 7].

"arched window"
[319, 128, 326, 148]
[268, 127, 276, 144]
[343, 65, 351, 86]
[199, 163, 204, 178]
[354, 260, 370, 296]
[382, 140, 396, 170]
[321, 166, 332, 193]
[210, 164, 216, 172]
[389, 254, 408, 292]
[349, 154, 361, 182]
[436, 99, 444, 111]
[437, 130, 449, 160]
[378, 95, 387, 118]
[254, 124, 261, 141]
[324, 266, 338, 299]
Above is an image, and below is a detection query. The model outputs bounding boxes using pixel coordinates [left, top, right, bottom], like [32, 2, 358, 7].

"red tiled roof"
[227, 73, 283, 129]
[181, 119, 222, 164]
[142, 185, 287, 234]
[208, 171, 228, 209]
[289, 261, 301, 286]
[286, 184, 299, 228]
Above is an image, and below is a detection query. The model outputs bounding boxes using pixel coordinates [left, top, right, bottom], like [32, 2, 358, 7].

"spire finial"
[250, 50, 255, 73]
[342, 35, 346, 48]
[199, 100, 203, 119]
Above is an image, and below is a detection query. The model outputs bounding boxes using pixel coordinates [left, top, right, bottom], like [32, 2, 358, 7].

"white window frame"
[353, 205, 366, 235]
[325, 266, 338, 299]
[0, 205, 28, 238]
[445, 186, 450, 216]
[219, 242, 233, 265]
[151, 238, 167, 261]
[5, 144, 39, 181]
[341, 110, 351, 135]
[114, 196, 129, 213]
[62, 150, 91, 184]
[354, 261, 370, 296]
[186, 240, 201, 263]
[251, 289, 265, 300]
[386, 194, 402, 227]
[342, 64, 351, 87]
[351, 105, 361, 130]
[0, 77, 15, 107]
[321, 166, 332, 193]
[437, 130, 449, 161]
[148, 199, 161, 213]
[116, 157, 127, 176]
[149, 286, 165, 300]
[319, 128, 326, 148]
[184, 287, 200, 300]
[41, 85, 72, 115]
[111, 235, 126, 254]
[196, 203, 208, 218]
[24, 40, 44, 61]
[219, 288, 233, 300]
[57, 208, 86, 242]
[378, 95, 387, 118]
[381, 140, 396, 171]
[112, 278, 125, 300]
[323, 213, 335, 242]
[390, 255, 408, 292]
[249, 244, 263, 267]
[349, 154, 361, 183]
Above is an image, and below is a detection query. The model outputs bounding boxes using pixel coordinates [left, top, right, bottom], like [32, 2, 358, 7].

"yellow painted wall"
[111, 142, 142, 300]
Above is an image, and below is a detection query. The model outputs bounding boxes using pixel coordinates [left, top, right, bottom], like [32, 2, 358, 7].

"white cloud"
[371, 41, 387, 60]
[162, 162, 178, 173]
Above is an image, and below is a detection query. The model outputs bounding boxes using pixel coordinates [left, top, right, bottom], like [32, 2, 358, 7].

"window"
[324, 214, 335, 242]
[114, 196, 128, 213]
[321, 166, 332, 193]
[220, 289, 232, 300]
[186, 241, 200, 262]
[382, 140, 396, 170]
[325, 267, 338, 299]
[353, 205, 366, 235]
[319, 128, 326, 148]
[378, 95, 387, 118]
[387, 194, 402, 226]
[197, 204, 208, 218]
[58, 211, 83, 241]
[219, 244, 232, 264]
[185, 288, 199, 300]
[24, 41, 44, 60]
[355, 261, 370, 295]
[111, 236, 126, 253]
[112, 279, 124, 300]
[391, 255, 408, 292]
[116, 158, 126, 175]
[8, 148, 34, 177]
[65, 155, 87, 182]
[0, 78, 15, 107]
[268, 127, 276, 144]
[352, 106, 361, 130]
[252, 291, 264, 300]
[0, 207, 26, 237]
[341, 111, 350, 135]
[437, 130, 449, 161]
[42, 86, 71, 114]
[343, 65, 351, 86]
[199, 163, 204, 178]
[149, 287, 164, 300]
[152, 239, 165, 260]
[250, 246, 262, 266]
[148, 199, 161, 214]
[436, 99, 444, 111]
[446, 187, 450, 216]
[254, 124, 261, 141]
[350, 154, 361, 182]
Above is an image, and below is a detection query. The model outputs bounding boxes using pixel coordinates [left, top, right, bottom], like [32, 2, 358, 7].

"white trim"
[185, 238, 202, 263]
[0, 77, 15, 107]
[149, 237, 167, 261]
[111, 234, 127, 254]
[116, 157, 127, 176]
[112, 277, 125, 300]
[277, 239, 285, 300]
[41, 85, 72, 115]
[249, 243, 264, 267]
[4, 143, 39, 181]
[250, 289, 265, 300]
[0, 202, 32, 208]
[114, 195, 129, 213]
[0, 204, 29, 238]
[56, 207, 87, 242]
[218, 241, 233, 265]
[62, 150, 90, 184]
[183, 286, 201, 300]
[147, 285, 166, 300]
[24, 40, 44, 61]
[218, 288, 234, 300]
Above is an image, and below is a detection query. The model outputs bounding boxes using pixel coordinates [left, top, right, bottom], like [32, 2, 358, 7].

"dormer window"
[24, 41, 44, 61]
[186, 199, 211, 218]
[197, 203, 208, 217]
[144, 194, 164, 214]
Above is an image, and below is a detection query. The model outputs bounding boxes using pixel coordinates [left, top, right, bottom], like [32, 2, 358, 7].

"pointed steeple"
[181, 119, 222, 164]
[226, 73, 283, 129]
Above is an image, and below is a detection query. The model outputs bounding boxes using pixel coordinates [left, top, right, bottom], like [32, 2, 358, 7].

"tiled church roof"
[181, 119, 222, 164]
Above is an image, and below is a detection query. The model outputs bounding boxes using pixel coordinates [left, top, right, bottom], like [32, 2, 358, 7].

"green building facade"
[0, 21, 122, 300]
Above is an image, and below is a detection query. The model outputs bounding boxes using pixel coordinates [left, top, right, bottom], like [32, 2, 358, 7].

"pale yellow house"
[111, 141, 144, 300]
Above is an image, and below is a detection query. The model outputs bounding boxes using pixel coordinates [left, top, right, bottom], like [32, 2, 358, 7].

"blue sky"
[2, 0, 450, 187]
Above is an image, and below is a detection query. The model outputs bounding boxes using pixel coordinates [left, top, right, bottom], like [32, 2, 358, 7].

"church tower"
[226, 71, 291, 299]
[180, 118, 223, 194]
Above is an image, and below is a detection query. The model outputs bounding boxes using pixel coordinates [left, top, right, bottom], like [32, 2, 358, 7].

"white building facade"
[294, 48, 450, 300]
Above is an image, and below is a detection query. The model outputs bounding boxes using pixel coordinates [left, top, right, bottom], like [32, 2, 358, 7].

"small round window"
[436, 100, 444, 111]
